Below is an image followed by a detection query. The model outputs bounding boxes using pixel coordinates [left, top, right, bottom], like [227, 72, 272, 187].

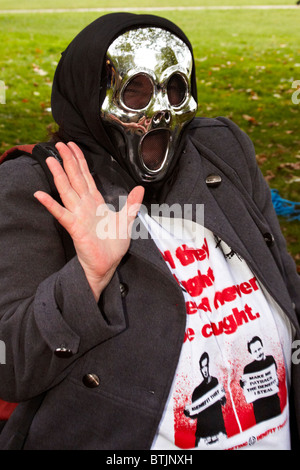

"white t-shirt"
[138, 211, 293, 450]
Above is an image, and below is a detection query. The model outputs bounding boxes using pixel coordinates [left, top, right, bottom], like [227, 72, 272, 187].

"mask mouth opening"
[140, 129, 170, 173]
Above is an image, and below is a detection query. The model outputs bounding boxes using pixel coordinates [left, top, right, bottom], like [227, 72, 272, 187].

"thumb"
[125, 186, 145, 223]
[121, 186, 145, 240]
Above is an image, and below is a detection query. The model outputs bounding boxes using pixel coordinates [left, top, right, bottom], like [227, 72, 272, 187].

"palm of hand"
[34, 142, 144, 300]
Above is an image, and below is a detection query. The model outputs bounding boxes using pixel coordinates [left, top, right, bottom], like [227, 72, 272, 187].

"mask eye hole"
[167, 73, 187, 107]
[122, 74, 153, 110]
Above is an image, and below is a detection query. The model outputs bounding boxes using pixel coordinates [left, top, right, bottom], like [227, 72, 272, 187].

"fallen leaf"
[242, 114, 258, 125]
[265, 170, 275, 181]
[278, 162, 300, 170]
[256, 153, 267, 164]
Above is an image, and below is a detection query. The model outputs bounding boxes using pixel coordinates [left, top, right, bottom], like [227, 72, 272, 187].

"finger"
[124, 186, 145, 225]
[46, 157, 79, 210]
[55, 142, 89, 197]
[67, 142, 99, 194]
[34, 190, 74, 232]
[115, 186, 144, 241]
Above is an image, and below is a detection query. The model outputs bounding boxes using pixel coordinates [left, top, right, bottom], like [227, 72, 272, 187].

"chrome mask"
[101, 27, 197, 183]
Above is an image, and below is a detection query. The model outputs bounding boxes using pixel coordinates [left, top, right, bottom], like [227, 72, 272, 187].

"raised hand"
[34, 142, 144, 301]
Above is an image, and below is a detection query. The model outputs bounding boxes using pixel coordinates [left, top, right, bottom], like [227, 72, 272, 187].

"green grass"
[0, 0, 297, 8]
[0, 1, 299, 269]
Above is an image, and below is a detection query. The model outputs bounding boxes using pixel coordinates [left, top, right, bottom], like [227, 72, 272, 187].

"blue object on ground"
[271, 189, 300, 221]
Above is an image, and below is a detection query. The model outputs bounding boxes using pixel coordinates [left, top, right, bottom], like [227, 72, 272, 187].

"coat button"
[206, 174, 222, 187]
[263, 232, 274, 247]
[54, 346, 73, 358]
[120, 282, 129, 298]
[82, 373, 100, 388]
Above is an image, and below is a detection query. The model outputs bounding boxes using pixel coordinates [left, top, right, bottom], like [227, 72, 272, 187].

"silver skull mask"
[101, 27, 197, 183]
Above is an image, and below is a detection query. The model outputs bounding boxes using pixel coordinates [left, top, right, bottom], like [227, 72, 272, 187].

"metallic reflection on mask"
[101, 27, 197, 183]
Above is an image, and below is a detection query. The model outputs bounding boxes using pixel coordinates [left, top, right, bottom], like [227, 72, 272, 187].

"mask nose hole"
[165, 111, 171, 124]
[153, 110, 171, 127]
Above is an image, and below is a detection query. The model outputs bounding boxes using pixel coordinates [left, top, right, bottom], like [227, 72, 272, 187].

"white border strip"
[0, 5, 299, 14]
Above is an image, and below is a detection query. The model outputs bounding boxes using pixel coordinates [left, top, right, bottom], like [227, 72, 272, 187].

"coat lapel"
[127, 135, 249, 281]
[163, 136, 250, 259]
[127, 135, 250, 277]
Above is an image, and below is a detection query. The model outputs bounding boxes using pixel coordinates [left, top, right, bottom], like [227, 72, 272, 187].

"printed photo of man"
[184, 352, 227, 446]
[240, 336, 282, 424]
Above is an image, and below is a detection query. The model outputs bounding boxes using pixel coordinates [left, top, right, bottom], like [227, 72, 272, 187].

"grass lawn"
[0, 1, 299, 269]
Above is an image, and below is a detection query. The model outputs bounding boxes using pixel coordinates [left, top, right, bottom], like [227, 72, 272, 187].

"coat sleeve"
[221, 117, 300, 321]
[0, 156, 126, 402]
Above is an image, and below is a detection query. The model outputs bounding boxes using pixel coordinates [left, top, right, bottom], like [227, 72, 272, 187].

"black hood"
[51, 12, 197, 160]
